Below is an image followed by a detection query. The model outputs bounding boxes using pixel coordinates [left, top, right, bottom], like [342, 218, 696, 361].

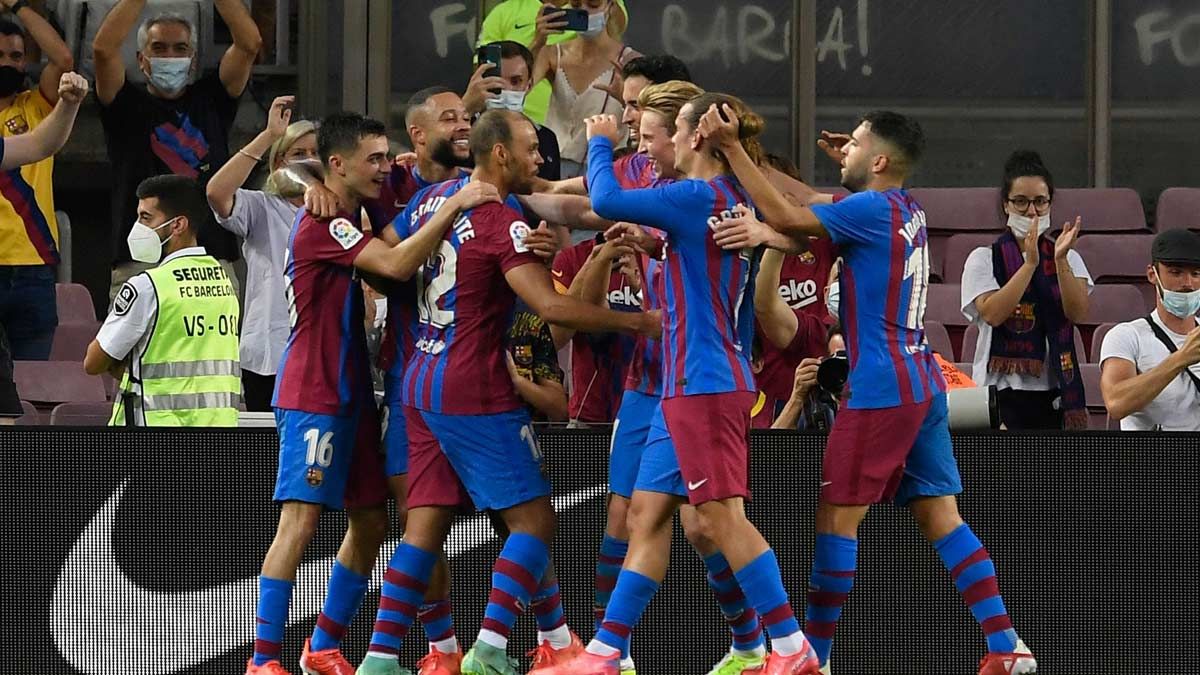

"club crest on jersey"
[799, 251, 816, 264]
[510, 221, 531, 253]
[329, 218, 363, 250]
[305, 467, 324, 487]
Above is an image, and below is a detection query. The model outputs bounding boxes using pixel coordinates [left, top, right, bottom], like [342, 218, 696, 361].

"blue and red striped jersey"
[273, 209, 374, 415]
[810, 189, 945, 409]
[588, 137, 758, 399]
[394, 177, 541, 414]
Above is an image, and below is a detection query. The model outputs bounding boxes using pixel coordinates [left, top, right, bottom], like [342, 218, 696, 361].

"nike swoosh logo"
[687, 479, 708, 490]
[53, 480, 606, 674]
[552, 269, 564, 277]
[820, 481, 833, 487]
[515, 22, 531, 29]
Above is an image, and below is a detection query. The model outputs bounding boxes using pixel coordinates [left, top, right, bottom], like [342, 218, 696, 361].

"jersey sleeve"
[480, 203, 543, 273]
[96, 275, 156, 360]
[586, 137, 712, 232]
[810, 191, 890, 247]
[300, 214, 373, 267]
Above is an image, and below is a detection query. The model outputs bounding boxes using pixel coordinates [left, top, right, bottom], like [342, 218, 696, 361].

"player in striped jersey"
[701, 106, 1036, 675]
[356, 110, 659, 675]
[542, 94, 820, 675]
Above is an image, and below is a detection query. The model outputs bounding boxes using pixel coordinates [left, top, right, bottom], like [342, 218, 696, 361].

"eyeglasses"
[1006, 196, 1051, 211]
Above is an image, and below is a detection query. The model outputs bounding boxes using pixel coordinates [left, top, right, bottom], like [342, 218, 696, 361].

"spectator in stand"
[0, 4, 75, 361]
[551, 233, 639, 425]
[1100, 229, 1200, 431]
[467, 40, 562, 181]
[206, 95, 317, 412]
[478, 0, 627, 125]
[93, 0, 262, 301]
[507, 301, 568, 422]
[960, 151, 1092, 429]
[532, 0, 640, 178]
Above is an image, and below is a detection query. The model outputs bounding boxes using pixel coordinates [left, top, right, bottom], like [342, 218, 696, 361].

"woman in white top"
[960, 150, 1093, 429]
[532, 0, 639, 178]
[206, 96, 318, 411]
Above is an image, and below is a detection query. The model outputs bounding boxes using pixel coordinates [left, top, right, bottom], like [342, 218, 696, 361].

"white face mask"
[825, 282, 840, 319]
[146, 56, 192, 95]
[583, 8, 608, 38]
[1007, 212, 1050, 239]
[486, 89, 527, 112]
[127, 217, 179, 264]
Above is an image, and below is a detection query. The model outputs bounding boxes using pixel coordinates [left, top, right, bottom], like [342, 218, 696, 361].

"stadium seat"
[1050, 188, 1148, 233]
[910, 188, 1005, 283]
[1073, 234, 1157, 309]
[50, 401, 112, 426]
[960, 324, 1086, 366]
[15, 400, 39, 425]
[56, 282, 96, 323]
[925, 284, 968, 356]
[12, 361, 106, 405]
[1155, 187, 1200, 233]
[1090, 322, 1119, 363]
[1084, 284, 1147, 326]
[1079, 363, 1111, 429]
[942, 233, 1004, 287]
[49, 321, 99, 361]
[924, 321, 953, 359]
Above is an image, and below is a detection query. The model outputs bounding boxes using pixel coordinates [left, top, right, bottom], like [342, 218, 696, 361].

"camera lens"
[817, 351, 849, 393]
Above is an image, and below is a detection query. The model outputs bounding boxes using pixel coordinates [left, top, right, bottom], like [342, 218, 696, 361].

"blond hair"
[637, 80, 705, 135]
[264, 120, 317, 197]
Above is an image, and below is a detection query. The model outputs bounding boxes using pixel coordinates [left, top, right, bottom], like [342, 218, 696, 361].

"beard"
[429, 137, 473, 169]
[840, 164, 869, 193]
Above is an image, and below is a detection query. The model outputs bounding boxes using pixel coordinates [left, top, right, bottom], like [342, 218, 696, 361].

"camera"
[816, 350, 848, 394]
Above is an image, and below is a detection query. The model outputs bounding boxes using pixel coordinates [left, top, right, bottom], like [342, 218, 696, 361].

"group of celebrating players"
[243, 71, 1039, 675]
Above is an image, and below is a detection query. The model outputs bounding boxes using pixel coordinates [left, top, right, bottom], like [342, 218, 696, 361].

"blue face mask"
[147, 57, 192, 95]
[1157, 277, 1200, 319]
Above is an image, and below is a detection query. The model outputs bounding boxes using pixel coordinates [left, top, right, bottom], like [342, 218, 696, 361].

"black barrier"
[3, 428, 1198, 675]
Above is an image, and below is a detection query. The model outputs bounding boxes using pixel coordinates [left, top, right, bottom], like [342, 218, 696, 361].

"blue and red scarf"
[989, 231, 1087, 429]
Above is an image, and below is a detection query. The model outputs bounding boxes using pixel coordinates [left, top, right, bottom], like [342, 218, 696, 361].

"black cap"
[1152, 229, 1200, 266]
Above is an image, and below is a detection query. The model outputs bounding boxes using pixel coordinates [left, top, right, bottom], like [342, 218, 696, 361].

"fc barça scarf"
[989, 231, 1087, 429]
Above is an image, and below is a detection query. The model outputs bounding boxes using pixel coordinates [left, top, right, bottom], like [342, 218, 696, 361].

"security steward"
[84, 175, 240, 426]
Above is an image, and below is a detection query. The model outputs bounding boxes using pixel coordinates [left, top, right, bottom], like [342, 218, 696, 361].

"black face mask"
[0, 66, 27, 98]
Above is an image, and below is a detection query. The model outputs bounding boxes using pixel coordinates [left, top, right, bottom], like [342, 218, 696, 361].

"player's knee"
[910, 496, 963, 541]
[276, 501, 322, 547]
[692, 500, 746, 545]
[500, 497, 556, 544]
[627, 498, 673, 539]
[681, 514, 717, 555]
[347, 506, 390, 547]
[606, 495, 632, 539]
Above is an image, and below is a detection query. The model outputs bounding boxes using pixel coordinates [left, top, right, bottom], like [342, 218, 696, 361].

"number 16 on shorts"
[274, 409, 356, 509]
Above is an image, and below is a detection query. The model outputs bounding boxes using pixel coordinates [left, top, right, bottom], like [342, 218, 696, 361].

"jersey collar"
[161, 246, 207, 265]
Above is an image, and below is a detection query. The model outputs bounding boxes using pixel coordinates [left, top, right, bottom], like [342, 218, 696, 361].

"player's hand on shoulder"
[714, 204, 773, 250]
[451, 180, 502, 211]
[523, 221, 560, 263]
[305, 182, 341, 219]
[697, 103, 740, 150]
[585, 114, 621, 145]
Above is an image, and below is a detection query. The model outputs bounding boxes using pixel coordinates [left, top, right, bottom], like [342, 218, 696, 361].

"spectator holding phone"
[532, 0, 640, 178]
[205, 95, 316, 411]
[478, 0, 627, 124]
[469, 40, 562, 181]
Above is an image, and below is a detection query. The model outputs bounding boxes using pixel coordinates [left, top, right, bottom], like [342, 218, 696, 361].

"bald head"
[470, 109, 542, 194]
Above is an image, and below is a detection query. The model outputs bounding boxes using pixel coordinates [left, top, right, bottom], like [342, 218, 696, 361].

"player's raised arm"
[754, 248, 800, 351]
[353, 180, 501, 281]
[506, 261, 660, 338]
[698, 103, 828, 239]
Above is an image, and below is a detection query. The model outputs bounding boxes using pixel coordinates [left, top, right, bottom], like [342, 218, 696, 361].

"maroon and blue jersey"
[623, 254, 666, 396]
[614, 152, 657, 189]
[588, 137, 758, 399]
[364, 164, 470, 232]
[273, 210, 373, 415]
[395, 178, 541, 414]
[810, 189, 945, 409]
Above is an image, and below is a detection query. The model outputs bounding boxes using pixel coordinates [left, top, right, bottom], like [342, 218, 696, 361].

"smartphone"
[476, 44, 502, 79]
[544, 5, 590, 32]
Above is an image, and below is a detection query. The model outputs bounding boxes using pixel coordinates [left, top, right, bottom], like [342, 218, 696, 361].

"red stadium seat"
[1155, 187, 1200, 233]
[910, 188, 1005, 284]
[50, 401, 112, 426]
[15, 400, 39, 425]
[1073, 234, 1157, 309]
[1090, 322, 1119, 363]
[49, 322, 99, 361]
[1079, 363, 1111, 429]
[924, 321, 954, 359]
[1084, 284, 1147, 327]
[925, 284, 968, 357]
[1050, 188, 1148, 233]
[12, 361, 106, 405]
[942, 233, 1004, 287]
[55, 282, 96, 323]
